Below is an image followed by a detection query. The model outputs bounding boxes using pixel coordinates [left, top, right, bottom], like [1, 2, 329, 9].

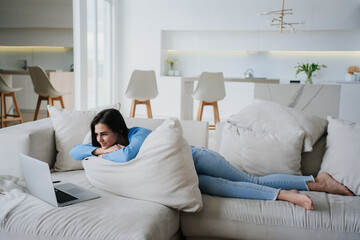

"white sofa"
[1, 115, 359, 240]
[0, 117, 208, 240]
[181, 122, 360, 240]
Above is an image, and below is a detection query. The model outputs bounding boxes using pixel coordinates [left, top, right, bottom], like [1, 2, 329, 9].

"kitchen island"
[181, 77, 280, 121]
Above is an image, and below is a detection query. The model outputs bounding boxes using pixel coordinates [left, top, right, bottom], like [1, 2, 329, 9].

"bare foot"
[277, 190, 314, 210]
[307, 172, 354, 196]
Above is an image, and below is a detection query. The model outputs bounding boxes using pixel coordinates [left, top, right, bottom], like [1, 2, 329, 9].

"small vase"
[168, 69, 174, 76]
[305, 76, 313, 84]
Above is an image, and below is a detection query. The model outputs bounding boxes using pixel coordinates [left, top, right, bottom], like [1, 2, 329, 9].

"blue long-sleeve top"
[69, 127, 152, 163]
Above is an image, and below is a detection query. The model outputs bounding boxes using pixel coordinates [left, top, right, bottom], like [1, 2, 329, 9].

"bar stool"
[125, 70, 158, 118]
[193, 72, 225, 130]
[28, 66, 69, 120]
[0, 74, 23, 128]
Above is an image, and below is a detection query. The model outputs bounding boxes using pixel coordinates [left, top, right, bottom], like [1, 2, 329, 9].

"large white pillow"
[219, 122, 305, 176]
[82, 118, 203, 212]
[228, 100, 328, 152]
[319, 117, 360, 195]
[48, 104, 121, 171]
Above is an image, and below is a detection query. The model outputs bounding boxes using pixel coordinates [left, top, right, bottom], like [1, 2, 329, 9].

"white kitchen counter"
[181, 77, 280, 121]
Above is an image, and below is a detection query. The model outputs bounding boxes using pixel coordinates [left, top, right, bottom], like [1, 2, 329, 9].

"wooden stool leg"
[213, 101, 220, 125]
[1, 92, 5, 128]
[59, 96, 65, 109]
[11, 92, 23, 124]
[34, 96, 43, 121]
[3, 94, 7, 123]
[129, 100, 136, 118]
[196, 101, 204, 121]
[145, 100, 153, 118]
[47, 97, 52, 118]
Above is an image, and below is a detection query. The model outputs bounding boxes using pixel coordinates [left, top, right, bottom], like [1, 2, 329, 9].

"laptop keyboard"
[55, 188, 78, 204]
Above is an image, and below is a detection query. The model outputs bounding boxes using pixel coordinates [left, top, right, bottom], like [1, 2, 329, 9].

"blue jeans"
[190, 146, 314, 200]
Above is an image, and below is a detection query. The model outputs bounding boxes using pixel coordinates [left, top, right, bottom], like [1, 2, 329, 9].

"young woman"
[70, 108, 354, 210]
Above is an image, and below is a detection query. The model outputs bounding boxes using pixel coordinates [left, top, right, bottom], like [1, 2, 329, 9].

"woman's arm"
[70, 127, 151, 162]
[69, 144, 98, 160]
[102, 127, 152, 163]
[70, 143, 125, 160]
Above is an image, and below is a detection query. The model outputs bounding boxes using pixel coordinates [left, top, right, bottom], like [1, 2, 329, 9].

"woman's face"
[95, 123, 118, 149]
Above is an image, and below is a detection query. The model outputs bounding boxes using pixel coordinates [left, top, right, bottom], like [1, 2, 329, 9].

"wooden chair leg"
[196, 101, 204, 121]
[34, 95, 43, 121]
[59, 96, 65, 109]
[3, 94, 7, 124]
[0, 92, 23, 127]
[47, 97, 52, 117]
[213, 101, 220, 125]
[1, 92, 5, 128]
[129, 100, 136, 118]
[11, 92, 23, 124]
[145, 100, 153, 118]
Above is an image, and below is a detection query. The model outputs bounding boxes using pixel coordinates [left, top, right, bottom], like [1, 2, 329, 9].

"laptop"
[19, 154, 100, 207]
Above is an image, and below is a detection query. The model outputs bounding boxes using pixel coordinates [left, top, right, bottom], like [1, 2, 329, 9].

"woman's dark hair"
[90, 108, 129, 147]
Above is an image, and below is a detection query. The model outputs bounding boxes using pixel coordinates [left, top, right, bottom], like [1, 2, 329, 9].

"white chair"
[28, 66, 69, 120]
[0, 74, 23, 128]
[125, 70, 158, 118]
[193, 72, 225, 129]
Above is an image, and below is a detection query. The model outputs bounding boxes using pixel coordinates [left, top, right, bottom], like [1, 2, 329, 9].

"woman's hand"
[105, 144, 124, 153]
[93, 144, 124, 157]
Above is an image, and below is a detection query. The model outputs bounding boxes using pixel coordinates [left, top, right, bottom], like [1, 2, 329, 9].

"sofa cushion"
[213, 122, 327, 177]
[181, 193, 360, 240]
[300, 134, 327, 177]
[319, 117, 360, 195]
[228, 100, 328, 152]
[48, 104, 121, 172]
[0, 119, 56, 179]
[1, 170, 180, 240]
[82, 118, 203, 212]
[219, 122, 304, 176]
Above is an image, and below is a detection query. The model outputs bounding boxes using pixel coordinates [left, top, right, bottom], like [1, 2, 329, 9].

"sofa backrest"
[213, 122, 325, 177]
[0, 118, 56, 178]
[124, 117, 209, 148]
[0, 117, 209, 178]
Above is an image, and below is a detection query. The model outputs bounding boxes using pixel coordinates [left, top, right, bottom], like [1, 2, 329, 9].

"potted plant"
[295, 63, 327, 84]
[166, 58, 178, 76]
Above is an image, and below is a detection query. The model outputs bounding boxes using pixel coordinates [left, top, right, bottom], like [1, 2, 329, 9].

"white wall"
[116, 0, 360, 118]
[0, 0, 73, 47]
[0, 0, 73, 71]
[0, 47, 73, 71]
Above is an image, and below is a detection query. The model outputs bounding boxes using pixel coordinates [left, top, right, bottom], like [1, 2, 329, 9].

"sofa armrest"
[210, 122, 225, 152]
[0, 118, 56, 178]
[179, 120, 209, 148]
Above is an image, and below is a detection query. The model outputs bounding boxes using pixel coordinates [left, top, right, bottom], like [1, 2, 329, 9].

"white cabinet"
[162, 30, 360, 52]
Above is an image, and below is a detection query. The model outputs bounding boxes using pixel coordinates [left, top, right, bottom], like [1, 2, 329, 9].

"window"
[73, 0, 114, 109]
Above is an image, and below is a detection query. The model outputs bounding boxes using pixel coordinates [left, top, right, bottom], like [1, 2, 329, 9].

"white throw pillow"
[228, 100, 328, 152]
[82, 118, 203, 212]
[219, 122, 305, 176]
[319, 117, 360, 195]
[48, 103, 121, 171]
